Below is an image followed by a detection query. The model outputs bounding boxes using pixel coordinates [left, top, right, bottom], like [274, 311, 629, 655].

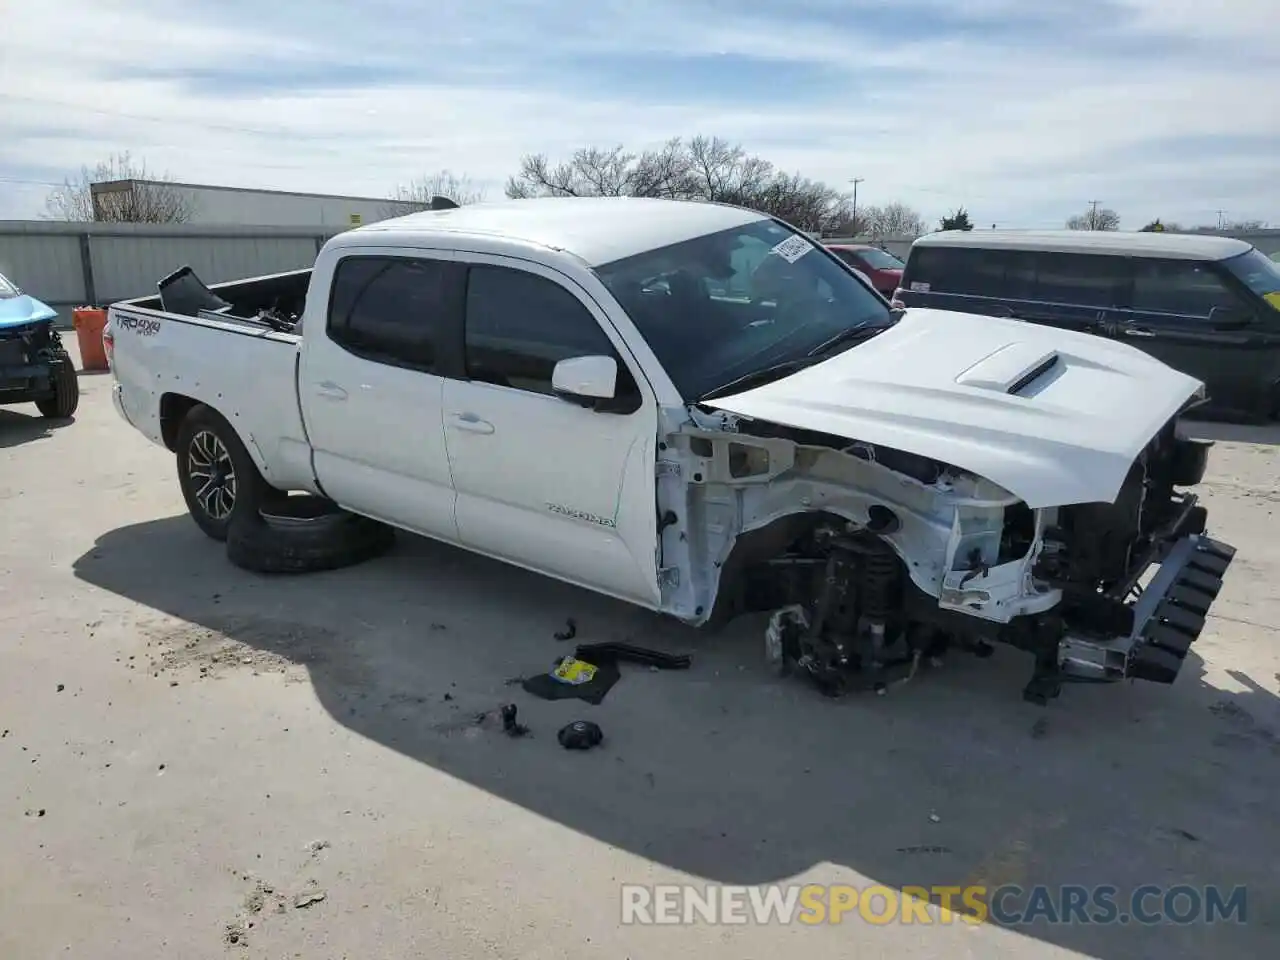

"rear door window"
[327, 256, 448, 371]
[1032, 253, 1128, 308]
[956, 249, 1006, 297]
[1001, 250, 1038, 299]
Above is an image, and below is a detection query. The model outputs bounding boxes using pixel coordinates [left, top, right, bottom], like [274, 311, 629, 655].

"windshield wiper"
[806, 321, 888, 358]
[699, 357, 821, 402]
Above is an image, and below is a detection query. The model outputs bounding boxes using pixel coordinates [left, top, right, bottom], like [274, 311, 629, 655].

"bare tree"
[386, 170, 485, 215]
[504, 135, 869, 235]
[505, 143, 690, 199]
[683, 136, 770, 202]
[1066, 206, 1121, 231]
[860, 202, 926, 239]
[44, 151, 194, 223]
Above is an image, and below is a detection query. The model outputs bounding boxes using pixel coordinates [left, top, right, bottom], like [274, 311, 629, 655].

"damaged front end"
[0, 319, 65, 406]
[655, 407, 1235, 704]
[1028, 417, 1235, 700]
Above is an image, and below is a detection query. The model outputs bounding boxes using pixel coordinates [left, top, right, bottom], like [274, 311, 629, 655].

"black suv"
[895, 230, 1280, 421]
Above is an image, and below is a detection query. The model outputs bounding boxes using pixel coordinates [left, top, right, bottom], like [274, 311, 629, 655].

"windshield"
[1222, 249, 1280, 303]
[0, 273, 16, 298]
[594, 219, 894, 400]
[855, 247, 905, 270]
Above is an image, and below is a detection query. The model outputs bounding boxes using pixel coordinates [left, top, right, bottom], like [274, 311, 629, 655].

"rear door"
[1021, 251, 1129, 336]
[1112, 257, 1274, 415]
[299, 250, 463, 539]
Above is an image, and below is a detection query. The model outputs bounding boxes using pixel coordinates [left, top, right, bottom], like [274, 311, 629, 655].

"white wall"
[166, 184, 418, 228]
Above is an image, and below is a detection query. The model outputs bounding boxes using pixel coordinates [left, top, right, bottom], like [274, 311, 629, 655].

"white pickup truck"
[106, 197, 1236, 703]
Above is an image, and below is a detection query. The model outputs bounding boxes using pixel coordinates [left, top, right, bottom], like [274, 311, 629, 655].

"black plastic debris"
[522, 655, 620, 705]
[574, 642, 691, 670]
[500, 703, 530, 737]
[554, 618, 578, 641]
[558, 720, 603, 751]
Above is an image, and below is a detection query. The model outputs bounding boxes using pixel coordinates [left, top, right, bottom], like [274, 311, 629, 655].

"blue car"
[0, 270, 80, 418]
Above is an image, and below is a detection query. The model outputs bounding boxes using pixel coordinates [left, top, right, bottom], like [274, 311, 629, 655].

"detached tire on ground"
[34, 351, 79, 419]
[225, 495, 396, 575]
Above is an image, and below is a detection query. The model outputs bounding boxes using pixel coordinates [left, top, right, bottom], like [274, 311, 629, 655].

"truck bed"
[108, 291, 318, 494]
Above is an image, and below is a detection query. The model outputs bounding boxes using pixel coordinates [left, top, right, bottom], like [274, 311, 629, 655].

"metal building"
[88, 180, 421, 228]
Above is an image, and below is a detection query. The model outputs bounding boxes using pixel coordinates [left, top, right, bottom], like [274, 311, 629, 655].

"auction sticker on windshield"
[771, 234, 812, 264]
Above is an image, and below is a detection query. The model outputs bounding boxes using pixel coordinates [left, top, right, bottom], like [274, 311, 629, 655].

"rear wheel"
[175, 404, 277, 542]
[34, 351, 79, 419]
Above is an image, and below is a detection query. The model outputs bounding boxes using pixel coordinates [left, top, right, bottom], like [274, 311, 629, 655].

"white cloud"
[0, 0, 1276, 228]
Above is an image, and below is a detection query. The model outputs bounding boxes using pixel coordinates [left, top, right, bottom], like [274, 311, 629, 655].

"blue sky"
[0, 0, 1276, 228]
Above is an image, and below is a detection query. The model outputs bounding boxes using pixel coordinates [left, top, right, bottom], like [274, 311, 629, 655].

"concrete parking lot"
[3, 343, 1279, 959]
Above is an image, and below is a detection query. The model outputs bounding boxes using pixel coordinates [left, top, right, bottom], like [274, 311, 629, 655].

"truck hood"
[0, 294, 57, 330]
[703, 308, 1203, 509]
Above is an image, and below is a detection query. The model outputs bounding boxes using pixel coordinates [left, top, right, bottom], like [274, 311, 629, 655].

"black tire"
[225, 495, 396, 575]
[34, 352, 79, 419]
[175, 404, 277, 542]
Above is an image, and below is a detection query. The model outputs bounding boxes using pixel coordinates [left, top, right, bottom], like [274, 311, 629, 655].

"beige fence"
[0, 221, 343, 327]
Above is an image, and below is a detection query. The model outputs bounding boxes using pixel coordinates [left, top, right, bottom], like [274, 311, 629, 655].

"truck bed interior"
[128, 266, 313, 332]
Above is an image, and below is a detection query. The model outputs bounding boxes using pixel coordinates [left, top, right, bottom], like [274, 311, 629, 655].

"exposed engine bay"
[655, 405, 1235, 704]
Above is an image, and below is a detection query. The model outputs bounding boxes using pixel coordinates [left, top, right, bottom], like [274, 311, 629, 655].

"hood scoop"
[956, 342, 1061, 396]
[702, 307, 1204, 508]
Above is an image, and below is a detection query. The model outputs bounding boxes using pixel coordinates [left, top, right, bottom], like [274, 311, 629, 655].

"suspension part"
[860, 542, 900, 622]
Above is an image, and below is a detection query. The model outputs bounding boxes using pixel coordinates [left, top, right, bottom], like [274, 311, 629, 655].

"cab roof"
[912, 229, 1253, 262]
[334, 196, 769, 267]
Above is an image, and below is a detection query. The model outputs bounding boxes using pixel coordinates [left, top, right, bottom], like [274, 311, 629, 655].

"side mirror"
[1208, 305, 1254, 330]
[551, 355, 617, 407]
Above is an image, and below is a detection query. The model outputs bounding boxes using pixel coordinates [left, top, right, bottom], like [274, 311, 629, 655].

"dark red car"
[824, 244, 906, 298]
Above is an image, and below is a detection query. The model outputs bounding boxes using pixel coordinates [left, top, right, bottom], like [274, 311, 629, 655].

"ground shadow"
[0, 408, 73, 449]
[73, 517, 1280, 959]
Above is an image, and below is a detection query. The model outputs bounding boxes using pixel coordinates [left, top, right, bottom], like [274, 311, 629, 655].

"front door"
[298, 251, 462, 540]
[441, 258, 660, 607]
[1112, 257, 1273, 416]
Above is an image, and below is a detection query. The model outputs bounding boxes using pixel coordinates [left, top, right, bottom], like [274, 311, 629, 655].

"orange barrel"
[72, 307, 109, 371]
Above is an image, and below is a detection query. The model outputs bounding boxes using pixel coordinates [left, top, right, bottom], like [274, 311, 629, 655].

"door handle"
[1122, 327, 1156, 338]
[449, 412, 495, 434]
[316, 380, 348, 400]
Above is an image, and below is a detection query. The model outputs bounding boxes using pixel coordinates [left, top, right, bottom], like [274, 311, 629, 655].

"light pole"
[849, 177, 864, 233]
